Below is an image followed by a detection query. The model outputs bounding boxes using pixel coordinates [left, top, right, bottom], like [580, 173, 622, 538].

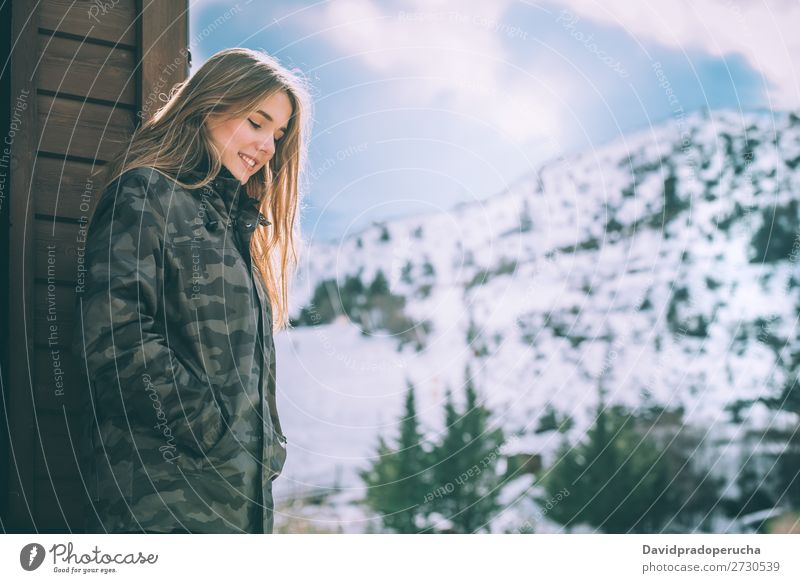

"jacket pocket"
[171, 380, 230, 474]
[268, 431, 288, 482]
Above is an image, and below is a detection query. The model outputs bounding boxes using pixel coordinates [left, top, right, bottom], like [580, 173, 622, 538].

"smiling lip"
[238, 153, 258, 170]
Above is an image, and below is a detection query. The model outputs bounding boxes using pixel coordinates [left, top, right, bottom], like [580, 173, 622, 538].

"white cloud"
[303, 0, 570, 143]
[558, 0, 800, 110]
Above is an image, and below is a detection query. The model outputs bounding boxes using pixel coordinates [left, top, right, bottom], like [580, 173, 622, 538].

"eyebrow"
[255, 110, 288, 132]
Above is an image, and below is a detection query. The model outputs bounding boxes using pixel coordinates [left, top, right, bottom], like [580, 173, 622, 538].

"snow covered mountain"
[273, 109, 800, 532]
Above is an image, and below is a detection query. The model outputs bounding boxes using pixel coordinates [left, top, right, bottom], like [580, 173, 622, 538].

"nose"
[257, 135, 276, 160]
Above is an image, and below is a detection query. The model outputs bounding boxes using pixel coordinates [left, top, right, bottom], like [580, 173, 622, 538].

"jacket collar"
[212, 165, 272, 253]
[212, 164, 245, 204]
[180, 158, 242, 208]
[231, 188, 272, 272]
[180, 159, 271, 238]
[235, 190, 271, 246]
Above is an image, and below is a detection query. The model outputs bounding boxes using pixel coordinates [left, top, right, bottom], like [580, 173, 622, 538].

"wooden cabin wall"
[4, 0, 189, 533]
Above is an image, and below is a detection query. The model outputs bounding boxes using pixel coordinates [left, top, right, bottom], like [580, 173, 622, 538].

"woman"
[74, 48, 311, 534]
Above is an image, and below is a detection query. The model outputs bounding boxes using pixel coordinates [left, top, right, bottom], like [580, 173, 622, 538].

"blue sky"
[188, 0, 795, 242]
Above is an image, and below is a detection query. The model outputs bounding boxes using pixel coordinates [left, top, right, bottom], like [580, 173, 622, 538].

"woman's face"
[206, 90, 293, 185]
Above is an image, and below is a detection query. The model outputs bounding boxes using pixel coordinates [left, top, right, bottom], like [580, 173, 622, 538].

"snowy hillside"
[273, 109, 800, 532]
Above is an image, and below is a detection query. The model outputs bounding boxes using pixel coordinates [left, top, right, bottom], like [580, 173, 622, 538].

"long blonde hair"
[100, 47, 312, 332]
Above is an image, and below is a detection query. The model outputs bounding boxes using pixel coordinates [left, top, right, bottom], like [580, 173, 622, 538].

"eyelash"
[249, 119, 285, 142]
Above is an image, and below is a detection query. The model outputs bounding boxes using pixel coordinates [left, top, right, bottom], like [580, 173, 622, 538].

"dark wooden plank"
[34, 283, 77, 352]
[40, 0, 137, 46]
[34, 409, 91, 531]
[8, 0, 40, 533]
[34, 346, 83, 413]
[140, 1, 188, 122]
[34, 218, 83, 283]
[34, 157, 103, 220]
[35, 477, 88, 532]
[33, 409, 85, 480]
[35, 438, 83, 484]
[38, 94, 136, 161]
[38, 33, 137, 104]
[0, 0, 10, 534]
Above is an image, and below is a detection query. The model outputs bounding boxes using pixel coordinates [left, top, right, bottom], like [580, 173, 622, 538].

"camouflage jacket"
[74, 164, 286, 534]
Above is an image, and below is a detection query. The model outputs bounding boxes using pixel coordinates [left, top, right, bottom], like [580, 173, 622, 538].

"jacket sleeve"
[75, 170, 225, 457]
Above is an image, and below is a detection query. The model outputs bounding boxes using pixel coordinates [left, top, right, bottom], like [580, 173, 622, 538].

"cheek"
[227, 126, 256, 155]
[212, 122, 247, 155]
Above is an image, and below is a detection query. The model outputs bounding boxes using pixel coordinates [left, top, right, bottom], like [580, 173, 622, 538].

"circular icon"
[20, 543, 46, 571]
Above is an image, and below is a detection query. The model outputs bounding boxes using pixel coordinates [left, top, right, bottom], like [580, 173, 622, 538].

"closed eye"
[248, 119, 261, 129]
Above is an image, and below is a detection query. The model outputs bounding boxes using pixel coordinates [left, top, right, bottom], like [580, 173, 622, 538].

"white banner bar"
[2, 534, 798, 582]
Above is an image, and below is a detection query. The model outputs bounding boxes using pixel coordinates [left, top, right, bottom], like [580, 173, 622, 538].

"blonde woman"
[74, 48, 311, 534]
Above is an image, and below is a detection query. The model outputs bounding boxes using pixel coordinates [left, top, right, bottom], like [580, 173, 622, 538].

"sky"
[188, 0, 799, 242]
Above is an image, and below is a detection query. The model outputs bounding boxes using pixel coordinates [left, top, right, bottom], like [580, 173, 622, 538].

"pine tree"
[539, 398, 667, 533]
[428, 386, 461, 526]
[369, 269, 390, 295]
[749, 200, 800, 263]
[401, 261, 413, 285]
[428, 365, 505, 533]
[298, 278, 340, 325]
[360, 380, 431, 532]
[422, 256, 435, 277]
[538, 392, 720, 533]
[759, 308, 800, 511]
[342, 273, 366, 311]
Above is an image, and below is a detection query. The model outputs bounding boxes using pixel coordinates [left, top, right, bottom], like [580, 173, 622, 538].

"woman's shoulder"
[91, 167, 182, 227]
[105, 165, 197, 209]
[112, 165, 180, 193]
